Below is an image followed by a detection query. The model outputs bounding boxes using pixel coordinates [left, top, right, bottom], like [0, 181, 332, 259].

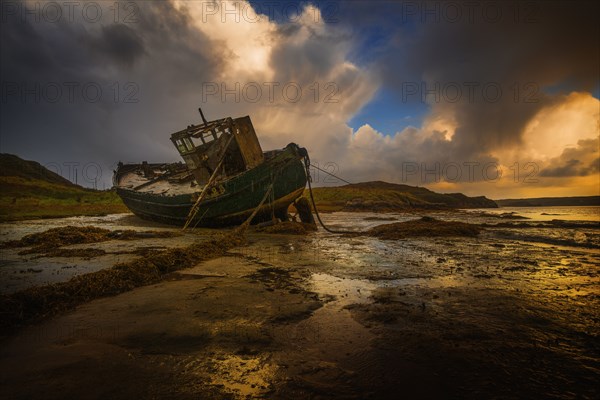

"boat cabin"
[170, 115, 264, 184]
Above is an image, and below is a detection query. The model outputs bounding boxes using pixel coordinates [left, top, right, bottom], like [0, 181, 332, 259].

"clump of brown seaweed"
[29, 248, 107, 260]
[366, 216, 481, 240]
[0, 232, 245, 335]
[255, 221, 317, 235]
[1, 226, 180, 256]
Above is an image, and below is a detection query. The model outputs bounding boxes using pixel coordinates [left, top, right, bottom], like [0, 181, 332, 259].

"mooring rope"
[301, 153, 358, 234]
[309, 164, 352, 185]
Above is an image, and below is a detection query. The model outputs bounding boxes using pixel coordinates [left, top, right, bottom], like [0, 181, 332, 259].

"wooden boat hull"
[114, 144, 308, 227]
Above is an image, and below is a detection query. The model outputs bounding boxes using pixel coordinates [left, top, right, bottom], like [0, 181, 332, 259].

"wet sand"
[1, 211, 599, 399]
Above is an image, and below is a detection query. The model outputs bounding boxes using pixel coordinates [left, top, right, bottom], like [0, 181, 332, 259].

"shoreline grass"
[0, 176, 128, 222]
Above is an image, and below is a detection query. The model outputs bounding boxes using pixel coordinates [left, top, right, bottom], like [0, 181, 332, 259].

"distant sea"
[472, 205, 600, 222]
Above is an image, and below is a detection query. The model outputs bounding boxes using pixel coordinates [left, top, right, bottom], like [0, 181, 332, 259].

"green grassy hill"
[306, 181, 498, 212]
[1, 154, 498, 221]
[0, 154, 128, 222]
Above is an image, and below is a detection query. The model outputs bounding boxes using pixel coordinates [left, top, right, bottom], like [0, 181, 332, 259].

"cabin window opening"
[202, 131, 214, 143]
[176, 140, 187, 154]
[183, 138, 194, 151]
[190, 137, 203, 148]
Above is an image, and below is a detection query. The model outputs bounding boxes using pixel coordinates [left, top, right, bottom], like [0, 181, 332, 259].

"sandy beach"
[1, 210, 599, 399]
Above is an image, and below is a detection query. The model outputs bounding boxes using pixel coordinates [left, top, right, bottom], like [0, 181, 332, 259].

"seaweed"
[366, 216, 481, 240]
[255, 221, 317, 235]
[28, 248, 107, 259]
[2, 226, 110, 250]
[2, 226, 180, 255]
[0, 232, 245, 335]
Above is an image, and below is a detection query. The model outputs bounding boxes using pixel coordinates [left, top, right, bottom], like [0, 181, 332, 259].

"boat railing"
[170, 117, 235, 156]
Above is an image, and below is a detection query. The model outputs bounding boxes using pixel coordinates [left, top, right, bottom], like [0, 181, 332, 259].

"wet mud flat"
[0, 212, 599, 399]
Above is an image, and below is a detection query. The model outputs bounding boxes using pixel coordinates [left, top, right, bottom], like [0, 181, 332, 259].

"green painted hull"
[115, 144, 307, 227]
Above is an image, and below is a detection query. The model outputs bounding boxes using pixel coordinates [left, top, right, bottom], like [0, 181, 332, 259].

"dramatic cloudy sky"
[1, 0, 598, 198]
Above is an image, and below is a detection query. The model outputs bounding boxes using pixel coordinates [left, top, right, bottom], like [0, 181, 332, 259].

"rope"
[301, 153, 358, 234]
[309, 164, 352, 185]
[237, 155, 299, 233]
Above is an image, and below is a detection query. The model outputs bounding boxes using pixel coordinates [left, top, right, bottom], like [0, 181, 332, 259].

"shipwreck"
[113, 109, 310, 228]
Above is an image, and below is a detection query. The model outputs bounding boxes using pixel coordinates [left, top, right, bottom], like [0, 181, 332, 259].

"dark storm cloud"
[342, 1, 599, 162]
[540, 138, 600, 177]
[97, 24, 145, 68]
[1, 0, 598, 192]
[1, 11, 51, 74]
[282, 0, 599, 189]
[540, 159, 583, 178]
[0, 0, 223, 188]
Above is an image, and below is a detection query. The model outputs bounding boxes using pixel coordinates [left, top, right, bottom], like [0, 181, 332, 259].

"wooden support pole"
[182, 135, 233, 230]
[235, 183, 274, 235]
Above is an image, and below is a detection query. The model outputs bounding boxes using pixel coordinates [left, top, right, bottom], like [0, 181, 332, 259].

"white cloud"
[519, 92, 599, 162]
